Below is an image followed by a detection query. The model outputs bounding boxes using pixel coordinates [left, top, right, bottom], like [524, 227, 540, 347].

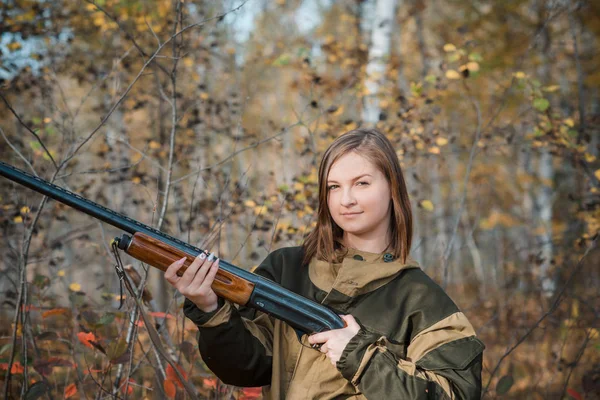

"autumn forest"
[0, 0, 598, 399]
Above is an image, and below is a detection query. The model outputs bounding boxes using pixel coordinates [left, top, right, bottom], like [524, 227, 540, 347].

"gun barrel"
[0, 161, 345, 333]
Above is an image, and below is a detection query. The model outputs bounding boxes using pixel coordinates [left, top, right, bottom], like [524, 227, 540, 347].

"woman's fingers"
[198, 257, 220, 291]
[188, 255, 218, 292]
[177, 252, 207, 288]
[164, 257, 187, 284]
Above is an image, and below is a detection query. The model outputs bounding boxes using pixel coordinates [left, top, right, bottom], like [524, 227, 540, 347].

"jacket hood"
[308, 248, 421, 298]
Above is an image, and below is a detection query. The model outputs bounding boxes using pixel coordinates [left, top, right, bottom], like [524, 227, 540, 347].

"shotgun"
[0, 161, 345, 336]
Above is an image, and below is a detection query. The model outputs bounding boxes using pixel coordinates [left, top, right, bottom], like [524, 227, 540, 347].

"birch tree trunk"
[362, 0, 398, 124]
[536, 1, 555, 294]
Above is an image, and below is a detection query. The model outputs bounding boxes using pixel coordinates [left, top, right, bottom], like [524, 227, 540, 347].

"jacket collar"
[308, 248, 420, 299]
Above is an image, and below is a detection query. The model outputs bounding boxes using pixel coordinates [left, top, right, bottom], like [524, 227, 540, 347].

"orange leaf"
[163, 379, 176, 398]
[122, 379, 135, 395]
[10, 362, 24, 374]
[240, 387, 262, 399]
[567, 388, 583, 400]
[42, 308, 68, 318]
[166, 363, 187, 388]
[77, 331, 96, 349]
[203, 377, 217, 389]
[64, 383, 77, 398]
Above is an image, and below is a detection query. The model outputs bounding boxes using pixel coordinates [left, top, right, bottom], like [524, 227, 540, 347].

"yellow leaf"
[43, 117, 52, 124]
[7, 42, 22, 51]
[513, 71, 526, 79]
[131, 177, 141, 184]
[415, 142, 425, 150]
[253, 206, 264, 216]
[589, 328, 599, 340]
[543, 85, 560, 92]
[420, 200, 434, 212]
[466, 62, 480, 72]
[293, 182, 304, 191]
[244, 200, 257, 207]
[200, 92, 209, 100]
[428, 146, 440, 154]
[69, 283, 81, 292]
[131, 152, 143, 163]
[445, 70, 460, 80]
[584, 153, 596, 163]
[564, 118, 575, 127]
[443, 43, 456, 52]
[20, 206, 30, 214]
[595, 169, 600, 180]
[436, 137, 449, 146]
[183, 58, 194, 68]
[149, 141, 161, 149]
[571, 300, 579, 318]
[13, 216, 23, 223]
[332, 106, 344, 116]
[58, 270, 65, 277]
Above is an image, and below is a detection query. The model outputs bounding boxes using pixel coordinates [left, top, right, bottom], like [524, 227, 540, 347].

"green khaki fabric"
[184, 246, 485, 399]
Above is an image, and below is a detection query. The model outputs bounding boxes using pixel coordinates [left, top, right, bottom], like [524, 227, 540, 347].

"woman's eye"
[327, 184, 339, 190]
[357, 181, 370, 186]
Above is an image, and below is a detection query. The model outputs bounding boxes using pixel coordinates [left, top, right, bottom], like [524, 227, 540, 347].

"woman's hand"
[164, 252, 220, 312]
[308, 315, 361, 365]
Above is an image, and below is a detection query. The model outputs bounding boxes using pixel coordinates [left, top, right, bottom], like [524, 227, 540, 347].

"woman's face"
[326, 151, 392, 244]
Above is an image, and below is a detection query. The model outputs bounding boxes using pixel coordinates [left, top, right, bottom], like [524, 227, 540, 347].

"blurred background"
[0, 0, 598, 398]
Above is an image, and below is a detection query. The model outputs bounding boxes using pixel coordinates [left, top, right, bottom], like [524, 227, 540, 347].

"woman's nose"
[341, 188, 357, 206]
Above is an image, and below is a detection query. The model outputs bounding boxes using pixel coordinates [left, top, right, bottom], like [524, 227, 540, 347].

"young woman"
[165, 128, 484, 399]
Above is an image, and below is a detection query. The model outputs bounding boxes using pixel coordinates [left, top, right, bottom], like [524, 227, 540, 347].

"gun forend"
[115, 232, 255, 305]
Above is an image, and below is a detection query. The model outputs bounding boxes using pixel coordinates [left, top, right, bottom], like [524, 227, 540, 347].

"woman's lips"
[341, 212, 363, 217]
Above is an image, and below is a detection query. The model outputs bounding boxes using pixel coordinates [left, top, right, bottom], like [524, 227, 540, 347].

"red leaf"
[166, 363, 187, 388]
[77, 331, 96, 349]
[64, 383, 77, 398]
[567, 388, 583, 400]
[164, 379, 176, 398]
[0, 362, 24, 374]
[122, 379, 135, 395]
[240, 387, 262, 399]
[11, 362, 24, 374]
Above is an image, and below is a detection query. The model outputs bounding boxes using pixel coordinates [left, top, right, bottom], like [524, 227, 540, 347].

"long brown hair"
[302, 128, 413, 265]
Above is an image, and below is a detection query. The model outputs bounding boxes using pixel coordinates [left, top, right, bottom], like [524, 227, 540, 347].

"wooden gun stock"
[117, 232, 255, 306]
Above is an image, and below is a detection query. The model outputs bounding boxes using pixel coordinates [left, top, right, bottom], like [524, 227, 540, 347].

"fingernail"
[178, 257, 186, 264]
[199, 253, 206, 260]
[207, 253, 214, 262]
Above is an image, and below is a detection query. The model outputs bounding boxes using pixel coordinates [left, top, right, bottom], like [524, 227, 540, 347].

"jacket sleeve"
[336, 312, 485, 399]
[183, 252, 283, 387]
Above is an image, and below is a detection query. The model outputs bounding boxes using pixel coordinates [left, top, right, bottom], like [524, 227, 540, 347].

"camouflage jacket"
[184, 246, 485, 399]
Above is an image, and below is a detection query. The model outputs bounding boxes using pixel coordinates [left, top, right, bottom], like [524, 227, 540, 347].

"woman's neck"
[343, 233, 390, 254]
